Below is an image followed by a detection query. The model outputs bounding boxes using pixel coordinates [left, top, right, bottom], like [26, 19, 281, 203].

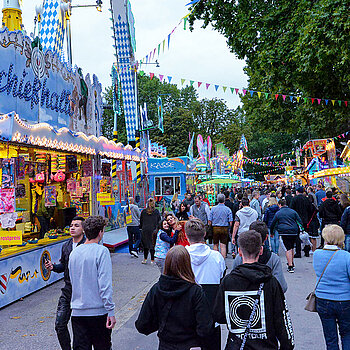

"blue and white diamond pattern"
[40, 0, 65, 56]
[114, 15, 137, 142]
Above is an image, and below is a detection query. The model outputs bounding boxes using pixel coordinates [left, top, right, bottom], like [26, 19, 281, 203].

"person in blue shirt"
[208, 193, 233, 258]
[313, 224, 350, 350]
[315, 184, 326, 207]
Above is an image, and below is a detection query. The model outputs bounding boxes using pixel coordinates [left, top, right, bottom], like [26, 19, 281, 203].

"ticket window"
[155, 176, 180, 196]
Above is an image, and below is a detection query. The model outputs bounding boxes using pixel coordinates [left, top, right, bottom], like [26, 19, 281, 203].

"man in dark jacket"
[319, 191, 342, 229]
[45, 217, 86, 350]
[270, 200, 303, 273]
[214, 230, 294, 350]
[290, 187, 311, 257]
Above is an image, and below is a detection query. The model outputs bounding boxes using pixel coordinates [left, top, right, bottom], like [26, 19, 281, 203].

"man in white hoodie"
[185, 218, 226, 350]
[232, 197, 259, 246]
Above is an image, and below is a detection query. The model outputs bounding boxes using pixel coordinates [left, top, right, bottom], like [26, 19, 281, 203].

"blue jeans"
[127, 226, 141, 253]
[270, 230, 279, 254]
[344, 235, 350, 253]
[316, 297, 350, 350]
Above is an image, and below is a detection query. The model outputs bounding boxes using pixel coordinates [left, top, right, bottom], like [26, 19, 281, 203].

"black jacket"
[341, 207, 350, 235]
[290, 194, 311, 226]
[319, 198, 342, 225]
[52, 236, 86, 298]
[214, 263, 294, 350]
[270, 206, 303, 236]
[135, 275, 214, 350]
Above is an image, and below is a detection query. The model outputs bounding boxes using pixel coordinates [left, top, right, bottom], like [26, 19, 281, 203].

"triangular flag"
[345, 101, 348, 107]
[242, 89, 247, 96]
[198, 82, 202, 88]
[223, 86, 227, 92]
[181, 78, 186, 85]
[230, 88, 235, 94]
[153, 48, 156, 59]
[303, 97, 308, 103]
[289, 96, 293, 102]
[257, 92, 262, 99]
[317, 99, 321, 105]
[325, 99, 328, 105]
[146, 55, 149, 63]
[249, 90, 254, 97]
[150, 73, 154, 80]
[235, 88, 239, 95]
[168, 34, 171, 48]
[265, 93, 269, 99]
[297, 96, 301, 102]
[215, 85, 219, 91]
[158, 43, 161, 56]
[275, 94, 279, 100]
[167, 76, 172, 83]
[190, 80, 195, 86]
[139, 70, 145, 76]
[338, 100, 342, 106]
[331, 100, 335, 106]
[311, 98, 315, 104]
[162, 39, 166, 52]
[206, 83, 210, 90]
[183, 17, 188, 30]
[159, 74, 164, 82]
[282, 95, 286, 101]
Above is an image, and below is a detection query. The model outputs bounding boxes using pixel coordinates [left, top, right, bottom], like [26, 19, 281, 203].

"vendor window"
[155, 177, 181, 196]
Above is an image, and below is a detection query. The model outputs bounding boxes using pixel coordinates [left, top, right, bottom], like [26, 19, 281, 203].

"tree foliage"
[189, 0, 350, 138]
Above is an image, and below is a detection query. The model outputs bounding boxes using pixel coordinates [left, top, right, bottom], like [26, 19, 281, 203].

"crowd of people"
[43, 182, 350, 350]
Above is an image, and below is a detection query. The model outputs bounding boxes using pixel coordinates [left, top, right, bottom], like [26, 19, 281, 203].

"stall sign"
[303, 140, 327, 157]
[0, 241, 66, 308]
[100, 199, 116, 206]
[0, 230, 22, 245]
[0, 30, 102, 134]
[97, 193, 112, 201]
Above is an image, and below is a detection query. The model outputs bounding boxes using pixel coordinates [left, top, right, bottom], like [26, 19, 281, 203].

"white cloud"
[20, 0, 247, 108]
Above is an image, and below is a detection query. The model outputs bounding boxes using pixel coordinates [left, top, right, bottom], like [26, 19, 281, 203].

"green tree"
[189, 0, 350, 140]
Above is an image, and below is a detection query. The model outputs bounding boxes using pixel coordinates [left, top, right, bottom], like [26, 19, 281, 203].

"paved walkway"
[0, 249, 325, 350]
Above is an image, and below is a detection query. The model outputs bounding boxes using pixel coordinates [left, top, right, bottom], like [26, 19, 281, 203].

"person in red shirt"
[166, 213, 190, 247]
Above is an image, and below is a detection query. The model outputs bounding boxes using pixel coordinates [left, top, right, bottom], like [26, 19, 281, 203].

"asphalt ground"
[0, 248, 325, 350]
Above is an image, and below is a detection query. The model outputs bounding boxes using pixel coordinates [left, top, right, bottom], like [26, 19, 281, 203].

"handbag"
[305, 250, 338, 312]
[226, 283, 264, 350]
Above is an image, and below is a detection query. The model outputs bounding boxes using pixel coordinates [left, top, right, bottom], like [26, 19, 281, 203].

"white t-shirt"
[72, 242, 78, 250]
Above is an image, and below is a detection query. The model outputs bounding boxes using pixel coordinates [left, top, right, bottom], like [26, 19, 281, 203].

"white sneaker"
[141, 259, 147, 264]
[131, 251, 138, 258]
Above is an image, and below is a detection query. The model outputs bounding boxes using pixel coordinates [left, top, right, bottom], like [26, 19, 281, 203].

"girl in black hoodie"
[135, 245, 215, 350]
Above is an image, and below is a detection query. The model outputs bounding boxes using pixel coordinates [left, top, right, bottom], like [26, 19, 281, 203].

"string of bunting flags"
[140, 71, 350, 108]
[139, 1, 202, 66]
[243, 157, 295, 168]
[245, 167, 285, 176]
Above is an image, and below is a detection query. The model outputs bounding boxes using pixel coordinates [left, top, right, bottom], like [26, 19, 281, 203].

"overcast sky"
[20, 0, 247, 108]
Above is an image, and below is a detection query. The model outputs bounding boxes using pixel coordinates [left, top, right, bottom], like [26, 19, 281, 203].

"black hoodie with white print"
[214, 262, 294, 350]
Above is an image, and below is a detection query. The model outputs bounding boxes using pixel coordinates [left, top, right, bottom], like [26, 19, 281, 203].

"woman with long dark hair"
[135, 246, 214, 349]
[140, 198, 161, 265]
[175, 202, 189, 221]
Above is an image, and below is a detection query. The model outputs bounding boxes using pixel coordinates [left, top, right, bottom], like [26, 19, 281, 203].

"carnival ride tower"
[2, 0, 22, 31]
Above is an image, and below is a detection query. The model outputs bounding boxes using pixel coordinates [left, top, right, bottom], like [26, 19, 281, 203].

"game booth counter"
[0, 112, 144, 308]
[0, 25, 146, 307]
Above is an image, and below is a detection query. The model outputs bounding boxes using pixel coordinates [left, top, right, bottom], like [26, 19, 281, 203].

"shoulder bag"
[227, 283, 264, 350]
[305, 250, 338, 312]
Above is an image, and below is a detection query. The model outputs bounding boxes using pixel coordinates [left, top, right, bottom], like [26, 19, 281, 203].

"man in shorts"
[270, 199, 304, 273]
[208, 193, 233, 258]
